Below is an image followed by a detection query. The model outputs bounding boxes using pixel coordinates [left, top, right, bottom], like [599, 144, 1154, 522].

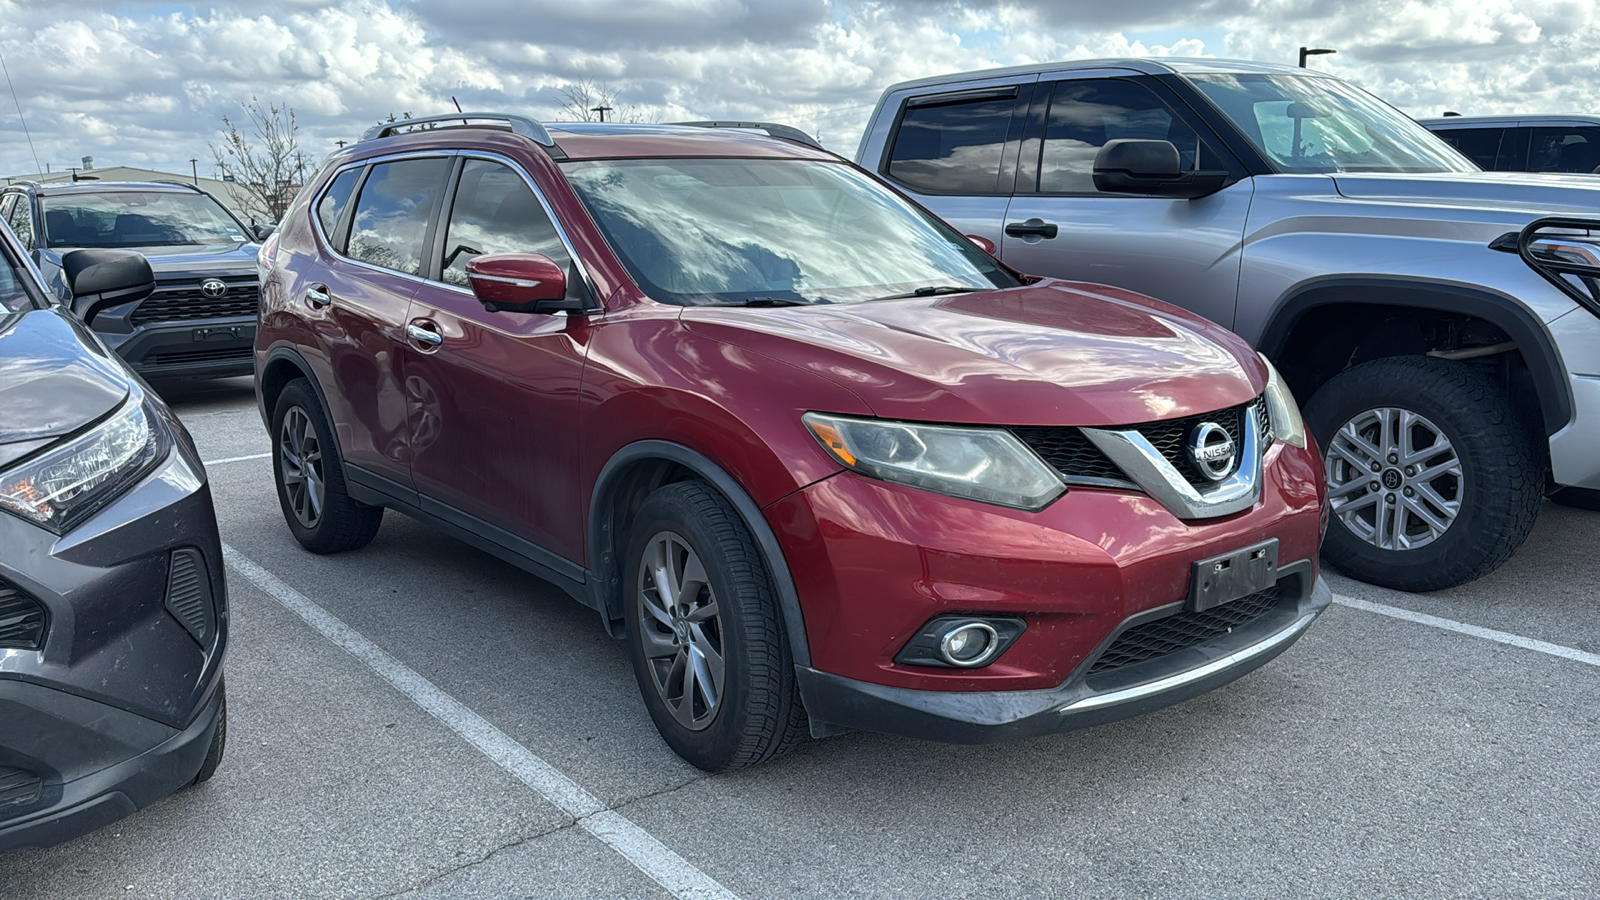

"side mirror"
[465, 253, 583, 315]
[1092, 139, 1229, 199]
[965, 234, 997, 255]
[61, 248, 155, 324]
[252, 223, 278, 242]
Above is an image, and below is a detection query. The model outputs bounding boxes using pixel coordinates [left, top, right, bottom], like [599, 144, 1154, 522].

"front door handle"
[406, 321, 443, 348]
[305, 284, 332, 309]
[1004, 219, 1059, 240]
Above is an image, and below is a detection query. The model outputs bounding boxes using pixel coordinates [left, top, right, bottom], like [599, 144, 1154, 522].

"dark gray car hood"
[0, 306, 131, 468]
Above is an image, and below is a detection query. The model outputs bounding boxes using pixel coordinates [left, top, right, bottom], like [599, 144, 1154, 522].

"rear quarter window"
[316, 168, 361, 241]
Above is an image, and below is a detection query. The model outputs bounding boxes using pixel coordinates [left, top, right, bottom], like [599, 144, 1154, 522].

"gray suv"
[856, 58, 1600, 591]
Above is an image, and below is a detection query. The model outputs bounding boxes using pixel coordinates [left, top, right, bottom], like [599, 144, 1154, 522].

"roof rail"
[670, 121, 823, 150]
[359, 112, 556, 147]
[150, 180, 206, 192]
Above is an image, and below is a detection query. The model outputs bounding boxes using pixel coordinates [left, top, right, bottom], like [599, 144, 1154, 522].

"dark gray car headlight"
[803, 413, 1064, 510]
[0, 392, 168, 534]
[1259, 354, 1307, 449]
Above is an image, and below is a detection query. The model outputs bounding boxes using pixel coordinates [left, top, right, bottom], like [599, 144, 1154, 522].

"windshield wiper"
[731, 297, 811, 308]
[872, 285, 979, 301]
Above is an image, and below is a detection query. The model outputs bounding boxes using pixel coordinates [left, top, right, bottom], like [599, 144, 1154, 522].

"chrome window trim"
[1082, 405, 1264, 519]
[312, 149, 600, 309]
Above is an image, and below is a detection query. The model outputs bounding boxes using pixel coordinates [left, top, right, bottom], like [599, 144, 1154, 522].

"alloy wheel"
[637, 531, 725, 731]
[278, 407, 325, 529]
[1324, 407, 1462, 551]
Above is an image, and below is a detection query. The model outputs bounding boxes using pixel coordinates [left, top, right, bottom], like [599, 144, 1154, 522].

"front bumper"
[797, 571, 1330, 743]
[0, 678, 223, 851]
[0, 426, 227, 849]
[97, 317, 256, 379]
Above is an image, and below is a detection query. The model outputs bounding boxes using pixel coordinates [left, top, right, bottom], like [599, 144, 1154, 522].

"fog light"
[939, 621, 1001, 667]
[894, 615, 1026, 669]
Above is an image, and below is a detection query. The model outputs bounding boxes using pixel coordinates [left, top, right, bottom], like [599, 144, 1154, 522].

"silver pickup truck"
[856, 58, 1600, 591]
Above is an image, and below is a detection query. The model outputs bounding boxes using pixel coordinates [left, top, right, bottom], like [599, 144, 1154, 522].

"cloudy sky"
[1, 0, 1595, 179]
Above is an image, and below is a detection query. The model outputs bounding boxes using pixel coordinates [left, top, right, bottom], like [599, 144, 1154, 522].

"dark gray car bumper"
[0, 432, 227, 850]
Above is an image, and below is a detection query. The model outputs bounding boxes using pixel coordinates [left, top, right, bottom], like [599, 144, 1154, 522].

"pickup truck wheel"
[624, 481, 806, 772]
[1304, 356, 1541, 592]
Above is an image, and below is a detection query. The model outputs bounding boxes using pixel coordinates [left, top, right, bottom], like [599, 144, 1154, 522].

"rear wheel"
[271, 379, 383, 554]
[1304, 356, 1542, 591]
[624, 481, 806, 772]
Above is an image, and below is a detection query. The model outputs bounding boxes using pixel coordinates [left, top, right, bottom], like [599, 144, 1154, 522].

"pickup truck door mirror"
[61, 248, 155, 324]
[465, 253, 583, 315]
[251, 223, 278, 242]
[1093, 139, 1229, 199]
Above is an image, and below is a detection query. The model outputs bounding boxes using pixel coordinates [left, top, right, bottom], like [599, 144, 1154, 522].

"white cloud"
[0, 0, 1596, 179]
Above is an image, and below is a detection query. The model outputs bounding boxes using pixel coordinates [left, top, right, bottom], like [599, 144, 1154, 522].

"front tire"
[1304, 356, 1542, 592]
[271, 379, 383, 554]
[624, 481, 806, 772]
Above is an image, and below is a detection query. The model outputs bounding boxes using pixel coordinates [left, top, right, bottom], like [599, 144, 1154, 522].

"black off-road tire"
[190, 678, 226, 786]
[271, 378, 383, 554]
[1304, 356, 1542, 592]
[624, 481, 807, 772]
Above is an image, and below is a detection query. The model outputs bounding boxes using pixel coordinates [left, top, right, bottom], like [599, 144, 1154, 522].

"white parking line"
[221, 544, 740, 900]
[204, 452, 271, 465]
[1334, 593, 1600, 668]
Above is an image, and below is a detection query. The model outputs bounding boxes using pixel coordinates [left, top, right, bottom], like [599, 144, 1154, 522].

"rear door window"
[1529, 127, 1600, 174]
[1037, 79, 1216, 194]
[886, 89, 1021, 194]
[1433, 128, 1502, 170]
[346, 157, 450, 275]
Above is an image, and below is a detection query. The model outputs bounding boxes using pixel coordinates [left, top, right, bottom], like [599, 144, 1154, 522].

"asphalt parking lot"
[4, 376, 1598, 899]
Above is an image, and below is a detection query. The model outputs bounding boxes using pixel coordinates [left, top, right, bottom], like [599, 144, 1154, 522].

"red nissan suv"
[254, 114, 1329, 771]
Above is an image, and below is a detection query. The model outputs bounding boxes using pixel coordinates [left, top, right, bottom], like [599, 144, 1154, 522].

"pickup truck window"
[1529, 128, 1600, 174]
[887, 92, 1018, 194]
[1189, 73, 1475, 174]
[1039, 79, 1213, 193]
[1434, 128, 1504, 170]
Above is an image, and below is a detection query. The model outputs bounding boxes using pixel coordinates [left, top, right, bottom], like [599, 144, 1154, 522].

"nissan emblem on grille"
[1188, 421, 1236, 481]
[200, 279, 228, 299]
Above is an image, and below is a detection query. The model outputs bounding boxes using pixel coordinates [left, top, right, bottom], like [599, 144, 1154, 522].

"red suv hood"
[680, 279, 1264, 427]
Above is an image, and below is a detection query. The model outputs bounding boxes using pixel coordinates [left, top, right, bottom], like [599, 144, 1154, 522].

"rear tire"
[624, 481, 806, 772]
[271, 378, 382, 554]
[1304, 356, 1541, 592]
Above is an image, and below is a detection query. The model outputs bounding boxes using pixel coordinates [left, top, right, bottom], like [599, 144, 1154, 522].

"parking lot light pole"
[190, 158, 198, 185]
[1299, 47, 1336, 67]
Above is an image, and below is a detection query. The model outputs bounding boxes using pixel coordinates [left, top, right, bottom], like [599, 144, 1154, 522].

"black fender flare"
[258, 346, 337, 434]
[588, 440, 812, 668]
[1257, 276, 1573, 436]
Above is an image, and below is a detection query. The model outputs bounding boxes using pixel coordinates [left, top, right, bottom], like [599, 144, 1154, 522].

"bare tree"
[211, 98, 300, 224]
[556, 81, 645, 123]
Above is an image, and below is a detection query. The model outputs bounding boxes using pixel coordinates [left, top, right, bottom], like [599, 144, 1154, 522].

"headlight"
[0, 395, 167, 534]
[802, 413, 1064, 510]
[1258, 354, 1307, 449]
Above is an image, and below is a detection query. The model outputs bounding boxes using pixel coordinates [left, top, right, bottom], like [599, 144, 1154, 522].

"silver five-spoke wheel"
[1325, 406, 1462, 551]
[637, 531, 725, 731]
[279, 407, 325, 530]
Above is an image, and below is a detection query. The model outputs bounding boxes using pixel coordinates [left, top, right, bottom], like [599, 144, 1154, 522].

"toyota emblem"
[200, 279, 228, 299]
[1188, 422, 1237, 482]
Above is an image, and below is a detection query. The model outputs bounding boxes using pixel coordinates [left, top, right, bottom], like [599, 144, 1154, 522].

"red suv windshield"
[561, 157, 1016, 306]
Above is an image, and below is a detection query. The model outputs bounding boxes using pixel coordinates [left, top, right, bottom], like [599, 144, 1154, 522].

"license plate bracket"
[191, 324, 252, 342]
[1189, 538, 1279, 612]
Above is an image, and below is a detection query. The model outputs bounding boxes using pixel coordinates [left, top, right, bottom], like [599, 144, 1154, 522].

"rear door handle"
[406, 321, 443, 348]
[305, 284, 332, 309]
[1005, 219, 1059, 239]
